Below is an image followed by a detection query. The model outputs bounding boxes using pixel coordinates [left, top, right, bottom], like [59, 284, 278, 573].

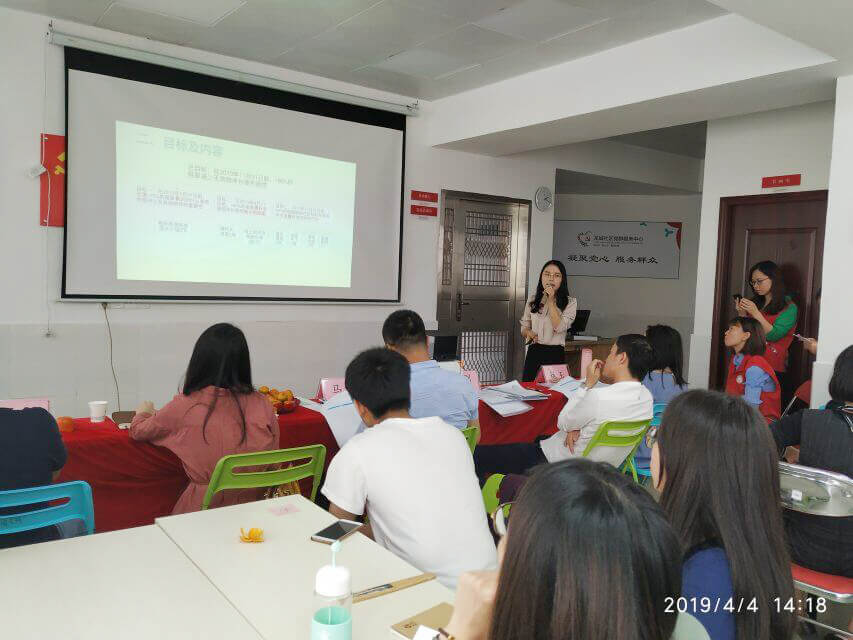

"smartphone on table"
[311, 519, 362, 544]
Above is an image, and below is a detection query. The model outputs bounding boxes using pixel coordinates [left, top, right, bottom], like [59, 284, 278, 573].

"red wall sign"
[411, 190, 438, 203]
[411, 204, 438, 216]
[761, 174, 801, 189]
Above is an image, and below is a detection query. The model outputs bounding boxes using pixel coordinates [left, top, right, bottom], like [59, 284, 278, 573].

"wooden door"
[709, 191, 827, 391]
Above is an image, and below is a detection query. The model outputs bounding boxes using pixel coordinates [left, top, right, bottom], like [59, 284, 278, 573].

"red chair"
[778, 462, 853, 634]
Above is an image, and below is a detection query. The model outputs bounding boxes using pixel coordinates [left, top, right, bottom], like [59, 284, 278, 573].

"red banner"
[761, 174, 801, 189]
[411, 204, 438, 216]
[411, 190, 438, 203]
[40, 133, 66, 227]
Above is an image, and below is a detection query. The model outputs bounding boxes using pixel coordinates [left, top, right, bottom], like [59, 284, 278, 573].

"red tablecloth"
[60, 385, 564, 532]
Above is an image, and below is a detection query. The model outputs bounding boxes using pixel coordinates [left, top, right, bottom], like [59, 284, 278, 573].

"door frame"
[708, 189, 828, 388]
[436, 190, 533, 380]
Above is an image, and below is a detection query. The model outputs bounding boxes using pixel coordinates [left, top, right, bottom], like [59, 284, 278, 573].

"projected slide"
[115, 121, 357, 287]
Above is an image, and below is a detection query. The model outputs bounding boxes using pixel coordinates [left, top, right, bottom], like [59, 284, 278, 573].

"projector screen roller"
[63, 48, 405, 302]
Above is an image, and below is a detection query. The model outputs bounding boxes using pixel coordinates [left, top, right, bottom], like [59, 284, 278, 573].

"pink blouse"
[130, 386, 279, 514]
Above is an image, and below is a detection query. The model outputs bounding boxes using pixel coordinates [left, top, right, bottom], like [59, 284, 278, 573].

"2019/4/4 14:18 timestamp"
[774, 596, 827, 613]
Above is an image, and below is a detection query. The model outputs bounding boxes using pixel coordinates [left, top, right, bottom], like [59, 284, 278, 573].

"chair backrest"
[202, 445, 327, 510]
[778, 461, 853, 517]
[461, 426, 479, 454]
[481, 473, 505, 516]
[0, 481, 94, 536]
[0, 398, 50, 411]
[651, 402, 667, 426]
[582, 419, 650, 468]
[671, 612, 712, 640]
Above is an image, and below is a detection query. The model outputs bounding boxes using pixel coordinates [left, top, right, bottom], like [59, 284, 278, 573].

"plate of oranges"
[259, 386, 300, 414]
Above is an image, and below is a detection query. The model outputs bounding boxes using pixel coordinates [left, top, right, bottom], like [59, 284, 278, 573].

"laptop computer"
[569, 310, 591, 336]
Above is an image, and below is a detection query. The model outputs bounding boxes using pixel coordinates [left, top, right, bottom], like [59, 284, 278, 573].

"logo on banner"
[577, 231, 592, 247]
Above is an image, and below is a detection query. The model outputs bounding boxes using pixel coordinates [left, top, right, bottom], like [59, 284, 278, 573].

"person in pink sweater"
[130, 323, 279, 514]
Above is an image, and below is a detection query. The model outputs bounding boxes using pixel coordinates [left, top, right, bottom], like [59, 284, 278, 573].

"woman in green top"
[736, 260, 798, 398]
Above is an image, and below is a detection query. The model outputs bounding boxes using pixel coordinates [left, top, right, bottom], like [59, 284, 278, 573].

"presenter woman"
[520, 260, 577, 381]
[737, 260, 798, 397]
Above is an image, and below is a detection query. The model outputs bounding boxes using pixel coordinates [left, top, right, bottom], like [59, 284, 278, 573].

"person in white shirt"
[321, 348, 497, 589]
[474, 334, 655, 478]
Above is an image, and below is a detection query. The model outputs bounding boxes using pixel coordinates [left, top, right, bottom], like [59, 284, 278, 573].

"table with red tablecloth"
[59, 384, 566, 532]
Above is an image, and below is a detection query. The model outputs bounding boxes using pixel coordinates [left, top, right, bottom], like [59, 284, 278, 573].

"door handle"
[455, 293, 469, 321]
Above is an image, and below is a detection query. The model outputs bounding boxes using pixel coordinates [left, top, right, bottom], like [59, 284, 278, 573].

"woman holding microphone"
[520, 260, 577, 381]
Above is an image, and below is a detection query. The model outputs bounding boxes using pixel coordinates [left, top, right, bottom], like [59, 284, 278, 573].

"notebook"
[391, 603, 453, 639]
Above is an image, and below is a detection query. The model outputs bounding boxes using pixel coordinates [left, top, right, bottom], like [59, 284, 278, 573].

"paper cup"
[88, 401, 108, 422]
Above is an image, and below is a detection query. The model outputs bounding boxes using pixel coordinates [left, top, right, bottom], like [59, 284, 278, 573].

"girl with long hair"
[652, 390, 795, 640]
[520, 260, 577, 381]
[130, 323, 279, 513]
[442, 459, 687, 640]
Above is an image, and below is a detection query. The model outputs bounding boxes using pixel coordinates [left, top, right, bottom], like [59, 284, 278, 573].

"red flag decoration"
[40, 133, 66, 227]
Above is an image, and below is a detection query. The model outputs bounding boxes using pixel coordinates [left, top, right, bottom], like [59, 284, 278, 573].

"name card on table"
[315, 378, 345, 402]
[462, 370, 480, 392]
[535, 365, 569, 385]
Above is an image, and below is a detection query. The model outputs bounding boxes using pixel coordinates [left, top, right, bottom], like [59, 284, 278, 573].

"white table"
[0, 525, 263, 640]
[156, 495, 454, 640]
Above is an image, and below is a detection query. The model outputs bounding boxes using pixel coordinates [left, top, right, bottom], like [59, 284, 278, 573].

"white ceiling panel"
[372, 24, 527, 77]
[348, 64, 429, 96]
[0, 0, 111, 24]
[272, 45, 366, 77]
[561, 0, 655, 15]
[186, 0, 380, 62]
[114, 0, 245, 26]
[396, 0, 524, 22]
[97, 4, 208, 44]
[295, 0, 465, 65]
[475, 0, 605, 42]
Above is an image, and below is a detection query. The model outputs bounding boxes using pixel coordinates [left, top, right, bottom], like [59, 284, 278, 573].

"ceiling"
[555, 168, 700, 195]
[0, 0, 728, 99]
[609, 121, 707, 158]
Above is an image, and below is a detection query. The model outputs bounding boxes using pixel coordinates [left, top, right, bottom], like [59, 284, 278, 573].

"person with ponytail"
[130, 323, 279, 513]
[520, 260, 577, 381]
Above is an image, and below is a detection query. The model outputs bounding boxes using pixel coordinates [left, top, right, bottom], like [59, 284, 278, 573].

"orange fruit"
[259, 385, 269, 394]
[57, 416, 74, 433]
[269, 388, 279, 396]
[282, 389, 294, 401]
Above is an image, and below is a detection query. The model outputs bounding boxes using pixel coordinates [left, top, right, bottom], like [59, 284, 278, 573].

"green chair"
[481, 473, 505, 515]
[580, 419, 651, 483]
[201, 445, 327, 510]
[461, 426, 480, 454]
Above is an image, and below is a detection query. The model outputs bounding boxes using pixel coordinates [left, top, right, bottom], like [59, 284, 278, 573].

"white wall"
[555, 194, 701, 374]
[812, 76, 853, 407]
[688, 101, 835, 390]
[0, 7, 735, 415]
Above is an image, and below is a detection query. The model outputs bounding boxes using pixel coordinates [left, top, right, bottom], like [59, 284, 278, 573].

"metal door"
[437, 194, 530, 384]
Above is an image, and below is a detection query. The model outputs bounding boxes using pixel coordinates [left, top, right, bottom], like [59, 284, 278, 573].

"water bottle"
[311, 541, 352, 640]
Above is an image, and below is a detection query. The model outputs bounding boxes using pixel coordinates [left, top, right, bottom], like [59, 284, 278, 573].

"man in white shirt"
[474, 334, 655, 478]
[322, 348, 497, 589]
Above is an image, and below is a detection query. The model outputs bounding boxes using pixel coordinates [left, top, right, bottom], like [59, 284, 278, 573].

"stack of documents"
[479, 388, 533, 417]
[298, 391, 362, 447]
[488, 380, 549, 401]
[549, 377, 609, 399]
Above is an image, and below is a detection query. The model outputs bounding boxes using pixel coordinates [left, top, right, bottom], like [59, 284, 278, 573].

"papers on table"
[298, 391, 362, 447]
[549, 377, 610, 399]
[479, 388, 533, 418]
[489, 380, 549, 401]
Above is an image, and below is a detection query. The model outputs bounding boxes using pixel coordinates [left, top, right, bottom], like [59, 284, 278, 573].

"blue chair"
[0, 481, 95, 538]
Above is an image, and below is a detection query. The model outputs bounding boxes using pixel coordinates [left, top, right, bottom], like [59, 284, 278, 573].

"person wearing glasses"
[736, 260, 798, 399]
[440, 459, 709, 640]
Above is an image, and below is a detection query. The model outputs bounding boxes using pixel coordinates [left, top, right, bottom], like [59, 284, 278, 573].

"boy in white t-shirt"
[321, 348, 497, 589]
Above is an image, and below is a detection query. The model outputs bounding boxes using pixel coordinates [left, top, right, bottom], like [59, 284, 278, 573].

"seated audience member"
[770, 344, 853, 579]
[635, 324, 689, 472]
[643, 324, 689, 403]
[443, 459, 684, 640]
[0, 407, 70, 549]
[130, 323, 279, 514]
[473, 334, 654, 478]
[321, 348, 496, 589]
[382, 309, 478, 431]
[724, 317, 781, 423]
[652, 390, 795, 640]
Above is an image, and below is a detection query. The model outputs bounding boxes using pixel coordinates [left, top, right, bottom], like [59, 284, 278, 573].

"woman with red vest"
[736, 261, 798, 399]
[724, 317, 781, 423]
